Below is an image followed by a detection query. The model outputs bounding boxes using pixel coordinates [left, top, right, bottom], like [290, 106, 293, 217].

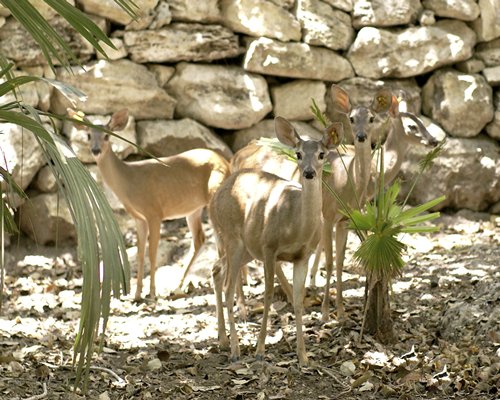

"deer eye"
[296, 152, 302, 160]
[369, 116, 375, 123]
[87, 133, 91, 141]
[319, 152, 325, 160]
[349, 116, 355, 124]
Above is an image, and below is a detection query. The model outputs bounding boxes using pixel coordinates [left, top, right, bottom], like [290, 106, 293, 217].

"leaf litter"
[0, 211, 498, 399]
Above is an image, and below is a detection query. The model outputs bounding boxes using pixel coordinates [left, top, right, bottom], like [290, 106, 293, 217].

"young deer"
[316, 89, 438, 321]
[210, 116, 342, 366]
[68, 108, 231, 301]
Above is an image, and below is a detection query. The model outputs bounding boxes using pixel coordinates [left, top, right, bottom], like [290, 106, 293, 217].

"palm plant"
[0, 0, 137, 390]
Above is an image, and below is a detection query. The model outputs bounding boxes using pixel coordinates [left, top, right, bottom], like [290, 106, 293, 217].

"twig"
[90, 366, 125, 385]
[23, 382, 48, 400]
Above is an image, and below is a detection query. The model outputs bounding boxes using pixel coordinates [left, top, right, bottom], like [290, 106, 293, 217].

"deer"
[67, 108, 231, 301]
[315, 89, 439, 322]
[209, 116, 343, 366]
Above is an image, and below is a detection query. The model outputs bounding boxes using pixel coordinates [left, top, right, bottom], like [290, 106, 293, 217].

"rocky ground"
[0, 210, 498, 400]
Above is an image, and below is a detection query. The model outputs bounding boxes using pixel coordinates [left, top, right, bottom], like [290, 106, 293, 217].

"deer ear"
[371, 89, 393, 114]
[108, 109, 129, 131]
[275, 116, 300, 147]
[330, 85, 351, 114]
[323, 121, 344, 149]
[388, 95, 400, 117]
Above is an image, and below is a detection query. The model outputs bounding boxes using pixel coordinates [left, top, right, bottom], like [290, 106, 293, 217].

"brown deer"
[210, 116, 342, 366]
[68, 108, 231, 301]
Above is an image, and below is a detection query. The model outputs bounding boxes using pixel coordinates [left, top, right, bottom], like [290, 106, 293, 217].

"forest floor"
[0, 209, 498, 400]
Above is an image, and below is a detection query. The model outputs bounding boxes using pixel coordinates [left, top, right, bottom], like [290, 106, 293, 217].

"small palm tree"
[0, 0, 137, 390]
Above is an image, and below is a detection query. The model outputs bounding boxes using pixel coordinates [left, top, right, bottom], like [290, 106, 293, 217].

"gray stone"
[96, 37, 128, 60]
[32, 165, 58, 193]
[323, 0, 353, 12]
[347, 20, 476, 78]
[221, 0, 301, 42]
[454, 58, 486, 74]
[422, 0, 479, 21]
[123, 23, 240, 63]
[400, 136, 500, 211]
[166, 62, 272, 130]
[476, 38, 500, 67]
[78, 0, 159, 25]
[168, 0, 221, 23]
[18, 192, 77, 246]
[470, 0, 500, 42]
[136, 118, 233, 159]
[244, 37, 354, 81]
[271, 80, 326, 121]
[50, 60, 176, 120]
[352, 0, 421, 28]
[422, 69, 494, 137]
[483, 66, 500, 86]
[147, 64, 176, 87]
[486, 110, 500, 139]
[296, 0, 354, 50]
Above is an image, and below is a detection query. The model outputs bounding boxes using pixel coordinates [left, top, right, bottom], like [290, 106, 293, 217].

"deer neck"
[381, 117, 408, 185]
[353, 141, 372, 200]
[298, 175, 323, 238]
[95, 147, 129, 194]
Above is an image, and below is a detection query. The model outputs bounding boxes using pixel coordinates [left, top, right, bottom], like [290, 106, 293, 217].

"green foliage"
[0, 0, 137, 391]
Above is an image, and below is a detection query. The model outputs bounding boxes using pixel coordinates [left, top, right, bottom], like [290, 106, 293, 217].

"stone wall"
[0, 0, 499, 244]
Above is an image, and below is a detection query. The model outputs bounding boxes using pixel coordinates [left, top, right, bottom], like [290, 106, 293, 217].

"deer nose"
[303, 168, 316, 180]
[91, 147, 101, 156]
[356, 132, 367, 143]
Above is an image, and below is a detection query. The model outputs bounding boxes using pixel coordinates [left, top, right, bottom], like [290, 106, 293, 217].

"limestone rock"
[271, 80, 326, 121]
[422, 0, 479, 21]
[123, 23, 240, 63]
[148, 64, 176, 88]
[229, 119, 322, 151]
[0, 123, 46, 191]
[323, 0, 353, 12]
[244, 37, 354, 81]
[296, 0, 354, 50]
[97, 38, 128, 60]
[64, 113, 138, 164]
[422, 69, 494, 138]
[166, 62, 272, 130]
[32, 166, 58, 193]
[476, 38, 500, 67]
[18, 193, 76, 246]
[221, 0, 301, 42]
[486, 111, 500, 140]
[352, 0, 421, 28]
[168, 0, 221, 23]
[400, 137, 500, 211]
[50, 60, 176, 120]
[454, 58, 486, 74]
[78, 0, 158, 26]
[347, 20, 476, 79]
[470, 0, 500, 42]
[29, 0, 76, 20]
[483, 66, 500, 86]
[137, 118, 232, 159]
[0, 17, 94, 66]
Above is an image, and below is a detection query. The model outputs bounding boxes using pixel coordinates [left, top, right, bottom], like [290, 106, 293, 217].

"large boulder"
[244, 37, 354, 81]
[475, 38, 500, 67]
[470, 0, 500, 42]
[296, 0, 354, 50]
[271, 80, 326, 121]
[220, 0, 301, 42]
[136, 118, 233, 159]
[168, 0, 221, 23]
[421, 0, 479, 21]
[400, 137, 500, 211]
[78, 0, 158, 25]
[18, 193, 76, 246]
[166, 62, 272, 130]
[123, 23, 240, 63]
[422, 69, 494, 138]
[347, 20, 476, 79]
[50, 59, 176, 120]
[352, 0, 421, 28]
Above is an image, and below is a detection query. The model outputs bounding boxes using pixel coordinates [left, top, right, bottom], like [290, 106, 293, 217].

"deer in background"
[210, 116, 342, 366]
[67, 108, 231, 301]
[315, 89, 439, 321]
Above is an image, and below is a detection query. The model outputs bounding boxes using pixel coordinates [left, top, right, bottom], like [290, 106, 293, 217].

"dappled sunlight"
[459, 74, 479, 101]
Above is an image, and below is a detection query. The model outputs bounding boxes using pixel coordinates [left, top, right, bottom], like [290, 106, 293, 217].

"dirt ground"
[0, 209, 498, 400]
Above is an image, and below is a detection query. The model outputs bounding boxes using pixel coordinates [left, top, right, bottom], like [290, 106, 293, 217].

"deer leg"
[147, 218, 162, 300]
[293, 258, 309, 366]
[335, 220, 348, 320]
[225, 242, 246, 362]
[275, 263, 293, 304]
[178, 208, 206, 288]
[235, 268, 248, 321]
[212, 255, 229, 349]
[321, 219, 334, 321]
[134, 218, 149, 301]
[256, 252, 276, 361]
[309, 240, 323, 288]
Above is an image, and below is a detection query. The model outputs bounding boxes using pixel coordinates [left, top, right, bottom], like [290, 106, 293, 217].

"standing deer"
[68, 108, 231, 301]
[316, 89, 438, 321]
[210, 116, 342, 366]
